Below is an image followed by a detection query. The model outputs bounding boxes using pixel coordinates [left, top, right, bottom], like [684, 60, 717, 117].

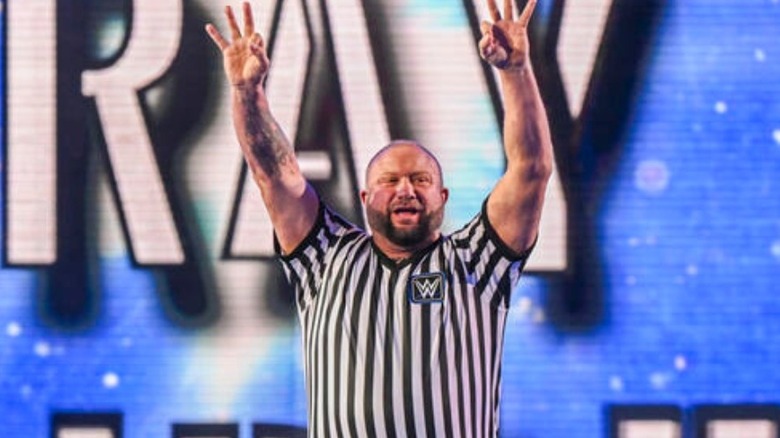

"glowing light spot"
[517, 297, 533, 315]
[772, 129, 780, 146]
[102, 372, 120, 389]
[675, 355, 687, 371]
[635, 160, 670, 195]
[34, 342, 51, 357]
[650, 372, 670, 389]
[6, 322, 22, 337]
[714, 101, 728, 114]
[610, 376, 624, 392]
[755, 49, 766, 62]
[771, 241, 780, 260]
[686, 264, 698, 276]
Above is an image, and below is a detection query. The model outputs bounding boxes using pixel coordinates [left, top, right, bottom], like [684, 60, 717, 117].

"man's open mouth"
[391, 206, 421, 220]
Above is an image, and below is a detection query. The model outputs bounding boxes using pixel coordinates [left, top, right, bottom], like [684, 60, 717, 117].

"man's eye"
[413, 175, 431, 185]
[380, 176, 398, 185]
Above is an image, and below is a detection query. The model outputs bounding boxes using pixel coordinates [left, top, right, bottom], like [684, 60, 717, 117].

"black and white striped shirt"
[278, 200, 533, 437]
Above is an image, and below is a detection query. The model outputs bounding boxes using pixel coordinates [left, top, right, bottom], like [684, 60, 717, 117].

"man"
[206, 0, 553, 436]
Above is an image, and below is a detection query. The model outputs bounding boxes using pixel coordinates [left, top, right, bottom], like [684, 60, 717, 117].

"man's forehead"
[372, 146, 435, 168]
[366, 142, 442, 178]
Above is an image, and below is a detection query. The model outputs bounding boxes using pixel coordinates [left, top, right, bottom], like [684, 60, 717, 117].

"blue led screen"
[2, 0, 780, 436]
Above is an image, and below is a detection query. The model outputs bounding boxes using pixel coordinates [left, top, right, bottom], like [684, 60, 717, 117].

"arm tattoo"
[240, 88, 293, 179]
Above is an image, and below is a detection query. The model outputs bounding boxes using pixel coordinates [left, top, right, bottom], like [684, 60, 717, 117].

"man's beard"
[366, 202, 445, 248]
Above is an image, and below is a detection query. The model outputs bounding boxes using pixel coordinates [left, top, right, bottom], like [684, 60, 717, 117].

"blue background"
[2, 0, 780, 436]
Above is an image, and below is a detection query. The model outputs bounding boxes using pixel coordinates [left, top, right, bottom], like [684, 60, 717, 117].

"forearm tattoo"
[240, 88, 293, 179]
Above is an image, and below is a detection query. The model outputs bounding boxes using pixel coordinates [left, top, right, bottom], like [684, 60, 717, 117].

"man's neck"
[371, 233, 441, 262]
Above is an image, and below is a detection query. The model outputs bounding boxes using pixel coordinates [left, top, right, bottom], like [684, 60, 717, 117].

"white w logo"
[412, 274, 444, 302]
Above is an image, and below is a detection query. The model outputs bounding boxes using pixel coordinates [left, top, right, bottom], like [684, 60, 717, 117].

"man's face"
[361, 143, 449, 248]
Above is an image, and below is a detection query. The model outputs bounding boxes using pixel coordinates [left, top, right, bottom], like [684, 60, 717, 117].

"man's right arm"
[207, 3, 318, 254]
[231, 81, 319, 255]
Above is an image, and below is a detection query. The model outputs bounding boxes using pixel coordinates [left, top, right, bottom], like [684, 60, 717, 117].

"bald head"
[361, 140, 449, 255]
[365, 140, 444, 187]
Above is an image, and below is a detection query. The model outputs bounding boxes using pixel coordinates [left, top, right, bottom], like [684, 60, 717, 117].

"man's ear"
[360, 190, 368, 205]
[441, 187, 450, 203]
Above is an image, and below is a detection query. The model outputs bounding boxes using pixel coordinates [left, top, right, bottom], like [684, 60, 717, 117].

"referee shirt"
[277, 199, 533, 438]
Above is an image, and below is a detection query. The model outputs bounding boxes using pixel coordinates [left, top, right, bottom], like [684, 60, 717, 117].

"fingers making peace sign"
[479, 0, 537, 70]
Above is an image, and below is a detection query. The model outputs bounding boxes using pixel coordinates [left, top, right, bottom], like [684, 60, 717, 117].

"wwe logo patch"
[410, 272, 445, 303]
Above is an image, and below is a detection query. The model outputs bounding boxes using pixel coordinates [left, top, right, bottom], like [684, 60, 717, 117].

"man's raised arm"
[479, 0, 554, 255]
[206, 2, 319, 254]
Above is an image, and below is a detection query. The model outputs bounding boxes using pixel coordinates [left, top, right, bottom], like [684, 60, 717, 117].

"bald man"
[207, 0, 552, 435]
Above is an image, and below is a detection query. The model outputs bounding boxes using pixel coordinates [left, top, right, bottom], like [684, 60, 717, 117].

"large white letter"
[619, 420, 681, 438]
[229, 0, 328, 257]
[81, 0, 184, 265]
[558, 0, 615, 117]
[228, 0, 385, 258]
[707, 420, 776, 438]
[6, 0, 58, 264]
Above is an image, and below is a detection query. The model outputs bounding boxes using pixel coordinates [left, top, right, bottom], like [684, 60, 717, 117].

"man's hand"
[479, 0, 537, 70]
[205, 2, 270, 88]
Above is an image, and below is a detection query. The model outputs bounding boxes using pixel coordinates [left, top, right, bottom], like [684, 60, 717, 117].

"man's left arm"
[480, 0, 554, 255]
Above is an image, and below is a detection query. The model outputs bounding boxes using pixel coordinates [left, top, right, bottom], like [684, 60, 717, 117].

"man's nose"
[396, 177, 416, 197]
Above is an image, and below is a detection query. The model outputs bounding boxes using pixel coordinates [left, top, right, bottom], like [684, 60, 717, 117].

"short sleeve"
[275, 202, 362, 311]
[449, 199, 536, 307]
